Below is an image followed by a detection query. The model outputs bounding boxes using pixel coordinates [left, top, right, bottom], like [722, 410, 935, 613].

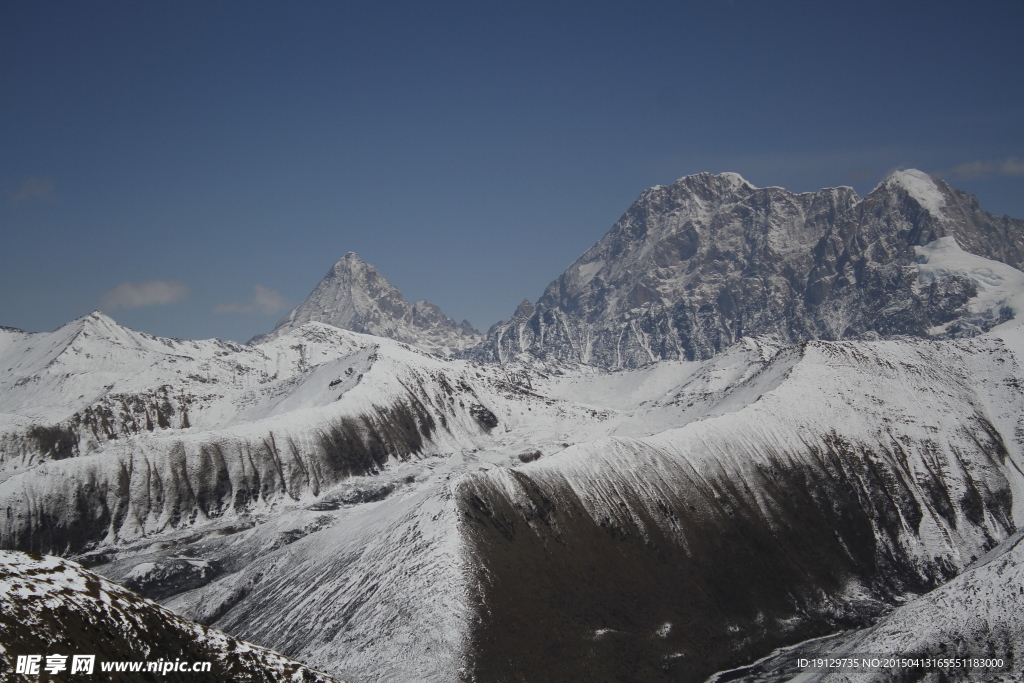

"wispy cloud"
[6, 176, 55, 204]
[213, 285, 289, 315]
[100, 280, 189, 311]
[933, 157, 1024, 181]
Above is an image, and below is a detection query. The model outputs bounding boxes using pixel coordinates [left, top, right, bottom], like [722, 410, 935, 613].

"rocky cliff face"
[481, 170, 1024, 367]
[252, 253, 480, 356]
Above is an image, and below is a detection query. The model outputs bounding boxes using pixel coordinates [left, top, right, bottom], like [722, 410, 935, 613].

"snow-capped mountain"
[251, 252, 481, 355]
[0, 550, 338, 682]
[2, 170, 1024, 682]
[481, 170, 1024, 367]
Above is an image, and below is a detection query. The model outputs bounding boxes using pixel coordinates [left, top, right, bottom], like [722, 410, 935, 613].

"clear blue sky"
[3, 0, 1022, 341]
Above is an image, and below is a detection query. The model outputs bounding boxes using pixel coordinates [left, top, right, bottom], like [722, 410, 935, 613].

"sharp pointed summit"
[251, 252, 481, 355]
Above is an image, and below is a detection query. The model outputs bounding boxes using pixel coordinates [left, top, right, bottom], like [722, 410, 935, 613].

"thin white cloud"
[100, 280, 189, 311]
[933, 157, 1024, 181]
[6, 176, 55, 204]
[214, 285, 289, 315]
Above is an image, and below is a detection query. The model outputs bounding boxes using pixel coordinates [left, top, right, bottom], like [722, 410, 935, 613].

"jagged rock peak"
[251, 253, 481, 355]
[477, 170, 1024, 368]
[513, 299, 536, 318]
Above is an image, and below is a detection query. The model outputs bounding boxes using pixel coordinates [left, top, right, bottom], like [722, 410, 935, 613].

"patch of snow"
[575, 260, 605, 285]
[126, 562, 157, 580]
[885, 169, 946, 215]
[915, 236, 1024, 332]
[718, 171, 756, 189]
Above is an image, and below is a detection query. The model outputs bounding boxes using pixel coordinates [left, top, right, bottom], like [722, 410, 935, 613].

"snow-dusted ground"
[3, 298, 1024, 680]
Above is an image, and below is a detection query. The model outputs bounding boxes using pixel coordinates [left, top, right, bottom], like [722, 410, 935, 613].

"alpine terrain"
[2, 170, 1024, 683]
[481, 170, 1024, 367]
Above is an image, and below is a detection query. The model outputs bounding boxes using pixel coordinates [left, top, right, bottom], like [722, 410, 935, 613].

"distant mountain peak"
[251, 254, 480, 354]
[60, 310, 131, 343]
[334, 251, 368, 268]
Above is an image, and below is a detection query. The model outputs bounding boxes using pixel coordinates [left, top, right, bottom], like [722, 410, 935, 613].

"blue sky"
[2, 1, 1022, 341]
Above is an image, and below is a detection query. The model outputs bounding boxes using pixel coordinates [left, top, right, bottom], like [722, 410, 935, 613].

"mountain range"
[260, 170, 1024, 369]
[2, 170, 1024, 682]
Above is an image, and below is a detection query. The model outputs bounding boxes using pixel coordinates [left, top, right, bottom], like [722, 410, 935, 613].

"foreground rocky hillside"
[0, 551, 336, 682]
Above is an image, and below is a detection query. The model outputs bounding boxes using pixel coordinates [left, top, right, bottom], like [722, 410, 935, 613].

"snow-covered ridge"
[915, 235, 1024, 333]
[0, 311, 624, 553]
[92, 324, 1024, 682]
[454, 329, 1024, 681]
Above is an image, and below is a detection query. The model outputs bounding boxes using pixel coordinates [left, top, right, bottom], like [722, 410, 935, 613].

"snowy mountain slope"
[810, 530, 1024, 683]
[0, 550, 338, 682]
[455, 330, 1024, 682]
[0, 312, 384, 451]
[480, 170, 1024, 368]
[165, 484, 473, 683]
[3, 312, 1024, 681]
[915, 236, 1024, 335]
[0, 314, 624, 555]
[251, 253, 481, 355]
[134, 328, 1024, 683]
